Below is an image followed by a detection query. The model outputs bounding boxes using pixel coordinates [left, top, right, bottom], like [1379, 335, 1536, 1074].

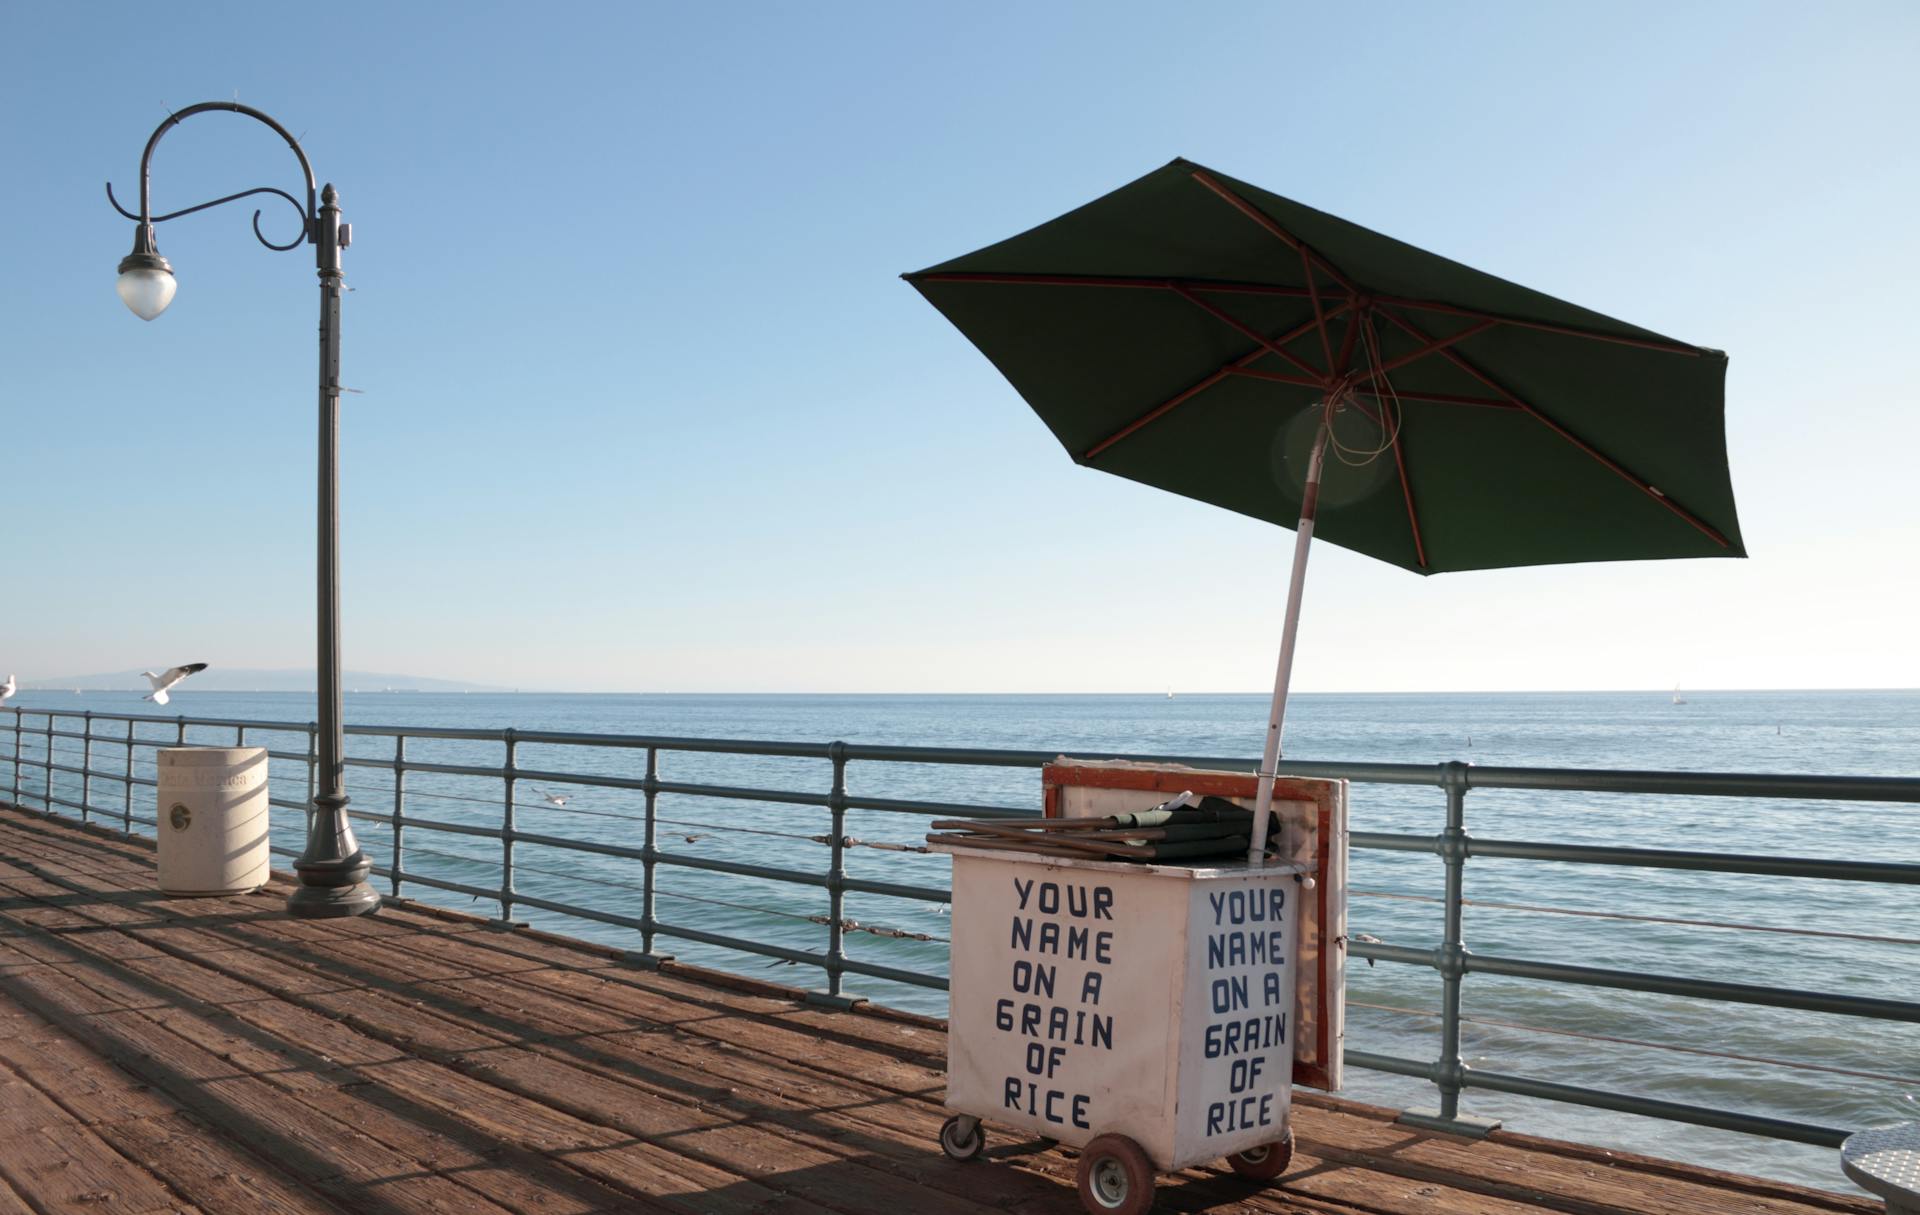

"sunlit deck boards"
[0, 807, 1874, 1215]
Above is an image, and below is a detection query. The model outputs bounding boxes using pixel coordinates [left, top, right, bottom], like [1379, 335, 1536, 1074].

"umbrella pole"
[1248, 412, 1333, 864]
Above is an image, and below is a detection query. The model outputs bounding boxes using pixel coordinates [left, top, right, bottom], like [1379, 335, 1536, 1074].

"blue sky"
[3, 1, 1916, 692]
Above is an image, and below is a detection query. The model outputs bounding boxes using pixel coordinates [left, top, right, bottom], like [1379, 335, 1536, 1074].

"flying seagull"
[142, 663, 207, 705]
[531, 788, 573, 807]
[0, 674, 15, 706]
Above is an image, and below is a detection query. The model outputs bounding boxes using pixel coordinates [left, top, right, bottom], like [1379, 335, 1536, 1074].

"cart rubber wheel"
[1226, 1126, 1295, 1181]
[939, 1115, 985, 1162]
[1076, 1134, 1155, 1214]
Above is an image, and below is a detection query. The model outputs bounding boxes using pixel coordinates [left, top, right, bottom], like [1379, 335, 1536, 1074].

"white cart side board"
[1171, 868, 1299, 1166]
[941, 850, 1183, 1160]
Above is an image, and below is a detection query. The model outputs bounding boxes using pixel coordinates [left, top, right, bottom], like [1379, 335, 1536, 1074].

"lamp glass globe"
[116, 267, 176, 320]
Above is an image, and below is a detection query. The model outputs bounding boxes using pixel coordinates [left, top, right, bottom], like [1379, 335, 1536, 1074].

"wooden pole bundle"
[927, 796, 1275, 864]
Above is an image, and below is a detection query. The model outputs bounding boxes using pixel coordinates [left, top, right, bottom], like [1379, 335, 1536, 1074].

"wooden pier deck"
[0, 807, 1874, 1215]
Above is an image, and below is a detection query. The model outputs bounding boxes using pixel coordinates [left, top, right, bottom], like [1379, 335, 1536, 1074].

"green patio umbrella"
[905, 158, 1743, 860]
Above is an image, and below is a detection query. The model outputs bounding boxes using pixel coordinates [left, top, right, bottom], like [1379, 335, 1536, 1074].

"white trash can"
[156, 747, 270, 896]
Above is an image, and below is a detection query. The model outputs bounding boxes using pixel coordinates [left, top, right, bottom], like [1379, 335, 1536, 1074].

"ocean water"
[5, 687, 1916, 1195]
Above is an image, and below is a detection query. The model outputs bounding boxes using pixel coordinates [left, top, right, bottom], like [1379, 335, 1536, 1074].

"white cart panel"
[1171, 870, 1298, 1166]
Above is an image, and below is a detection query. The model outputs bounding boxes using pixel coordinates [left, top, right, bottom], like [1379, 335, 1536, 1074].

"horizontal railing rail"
[3, 703, 1917, 1152]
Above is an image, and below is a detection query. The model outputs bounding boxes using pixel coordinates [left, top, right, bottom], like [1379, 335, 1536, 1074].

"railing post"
[9, 709, 20, 807]
[176, 715, 186, 746]
[629, 746, 672, 968]
[123, 719, 134, 838]
[827, 742, 849, 995]
[805, 742, 862, 1010]
[390, 734, 406, 898]
[81, 711, 94, 823]
[44, 714, 56, 811]
[1400, 760, 1500, 1137]
[497, 729, 520, 926]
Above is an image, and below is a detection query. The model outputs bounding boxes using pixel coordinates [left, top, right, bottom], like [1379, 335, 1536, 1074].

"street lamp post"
[110, 102, 380, 919]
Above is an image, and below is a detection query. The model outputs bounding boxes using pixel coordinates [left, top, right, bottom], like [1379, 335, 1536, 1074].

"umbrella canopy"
[905, 158, 1745, 862]
[904, 157, 1743, 574]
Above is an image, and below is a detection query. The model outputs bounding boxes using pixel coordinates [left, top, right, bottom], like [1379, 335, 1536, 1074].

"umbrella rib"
[1371, 293, 1711, 357]
[1353, 318, 1497, 385]
[1178, 171, 1709, 360]
[1302, 251, 1337, 377]
[1376, 306, 1734, 548]
[1353, 387, 1517, 410]
[1360, 311, 1430, 570]
[1333, 307, 1362, 378]
[1236, 365, 1387, 429]
[1234, 364, 1351, 389]
[1189, 169, 1360, 296]
[1081, 311, 1344, 461]
[1388, 398, 1429, 569]
[1081, 368, 1234, 461]
[1171, 285, 1334, 381]
[909, 271, 1315, 299]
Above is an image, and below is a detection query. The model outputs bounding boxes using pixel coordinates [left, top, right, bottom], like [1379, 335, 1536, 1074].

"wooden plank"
[0, 989, 343, 1215]
[0, 833, 1088, 1214]
[0, 985, 193, 1132]
[0, 1058, 199, 1215]
[0, 845, 869, 1214]
[0, 882, 598, 1215]
[1458, 1102, 1873, 1213]
[96, 1114, 356, 1215]
[26, 879, 1034, 1214]
[0, 1176, 37, 1215]
[1286, 1096, 1875, 1215]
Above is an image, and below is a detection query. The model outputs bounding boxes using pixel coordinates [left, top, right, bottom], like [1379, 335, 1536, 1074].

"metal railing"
[3, 703, 1917, 1151]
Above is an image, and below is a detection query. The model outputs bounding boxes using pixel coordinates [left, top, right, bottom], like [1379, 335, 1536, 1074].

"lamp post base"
[288, 794, 381, 919]
[287, 876, 382, 918]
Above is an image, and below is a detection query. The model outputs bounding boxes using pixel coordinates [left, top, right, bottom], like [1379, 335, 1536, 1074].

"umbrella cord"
[1328, 311, 1404, 467]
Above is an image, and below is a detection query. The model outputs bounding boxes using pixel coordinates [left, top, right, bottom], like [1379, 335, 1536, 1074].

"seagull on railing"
[1351, 932, 1383, 968]
[0, 674, 15, 706]
[141, 663, 207, 705]
[530, 788, 573, 807]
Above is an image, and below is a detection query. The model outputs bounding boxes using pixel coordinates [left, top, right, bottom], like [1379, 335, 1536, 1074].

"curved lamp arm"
[105, 102, 319, 251]
[107, 182, 310, 251]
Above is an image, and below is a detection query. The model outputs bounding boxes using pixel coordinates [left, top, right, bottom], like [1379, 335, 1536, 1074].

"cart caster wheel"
[1226, 1126, 1295, 1181]
[1076, 1133, 1155, 1214]
[939, 1115, 985, 1162]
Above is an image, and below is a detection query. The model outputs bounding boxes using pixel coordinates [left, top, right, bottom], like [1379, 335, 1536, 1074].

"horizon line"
[8, 686, 1918, 698]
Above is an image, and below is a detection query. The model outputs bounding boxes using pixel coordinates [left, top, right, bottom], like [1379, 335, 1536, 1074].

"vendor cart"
[931, 841, 1306, 1214]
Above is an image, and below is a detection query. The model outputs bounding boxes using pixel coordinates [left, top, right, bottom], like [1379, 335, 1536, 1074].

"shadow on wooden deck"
[0, 806, 1874, 1215]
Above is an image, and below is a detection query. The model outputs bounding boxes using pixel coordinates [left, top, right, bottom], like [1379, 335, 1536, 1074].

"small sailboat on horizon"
[1672, 683, 1687, 705]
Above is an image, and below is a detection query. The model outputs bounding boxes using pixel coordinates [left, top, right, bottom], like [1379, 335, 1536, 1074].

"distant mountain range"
[20, 668, 506, 693]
